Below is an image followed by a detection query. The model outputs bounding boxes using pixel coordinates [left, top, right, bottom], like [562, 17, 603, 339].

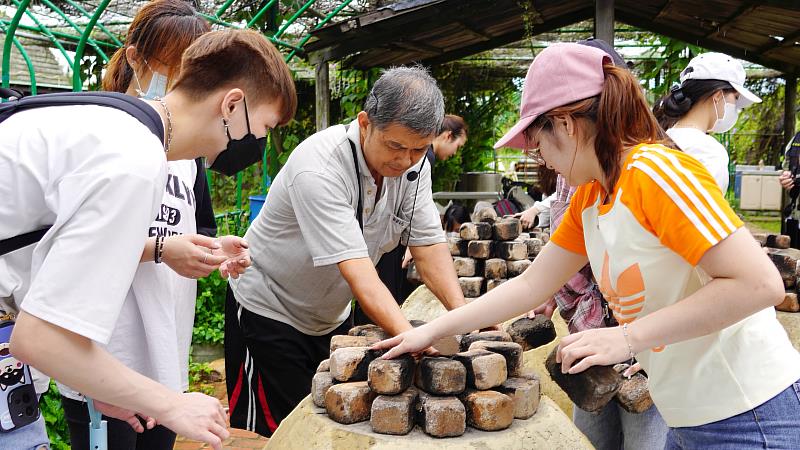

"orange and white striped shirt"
[551, 143, 800, 427]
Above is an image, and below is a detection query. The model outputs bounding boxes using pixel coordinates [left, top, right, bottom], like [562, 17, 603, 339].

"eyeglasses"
[524, 127, 546, 165]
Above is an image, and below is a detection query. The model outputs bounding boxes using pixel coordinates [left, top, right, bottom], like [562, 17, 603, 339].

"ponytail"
[595, 63, 664, 186]
[102, 47, 134, 93]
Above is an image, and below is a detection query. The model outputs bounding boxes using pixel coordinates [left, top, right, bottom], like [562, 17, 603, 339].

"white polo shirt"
[231, 119, 445, 335]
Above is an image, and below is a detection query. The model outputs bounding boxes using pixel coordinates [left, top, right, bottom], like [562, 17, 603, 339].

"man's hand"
[779, 170, 794, 190]
[212, 235, 251, 279]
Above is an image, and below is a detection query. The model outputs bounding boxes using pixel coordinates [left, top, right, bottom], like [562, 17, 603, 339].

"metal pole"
[62, 0, 123, 46]
[286, 0, 355, 61]
[72, 0, 111, 91]
[0, 22, 36, 95]
[42, 0, 115, 61]
[247, 0, 280, 29]
[2, 0, 31, 89]
[13, 0, 71, 63]
[274, 0, 316, 39]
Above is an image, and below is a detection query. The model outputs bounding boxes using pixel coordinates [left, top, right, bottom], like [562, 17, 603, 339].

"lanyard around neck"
[347, 135, 364, 233]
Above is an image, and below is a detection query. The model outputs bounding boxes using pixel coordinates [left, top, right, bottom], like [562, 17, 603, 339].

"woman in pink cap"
[375, 42, 800, 449]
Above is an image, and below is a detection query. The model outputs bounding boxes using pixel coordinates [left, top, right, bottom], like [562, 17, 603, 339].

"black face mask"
[209, 97, 267, 176]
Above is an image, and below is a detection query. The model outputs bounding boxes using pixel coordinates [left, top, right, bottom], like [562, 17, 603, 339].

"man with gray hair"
[224, 66, 467, 436]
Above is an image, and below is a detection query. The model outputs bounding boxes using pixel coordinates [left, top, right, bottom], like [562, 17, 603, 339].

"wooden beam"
[654, 0, 675, 22]
[762, 28, 800, 55]
[616, 9, 799, 75]
[705, 3, 759, 39]
[315, 61, 330, 131]
[414, 7, 595, 67]
[457, 21, 492, 41]
[786, 76, 797, 147]
[595, 0, 614, 43]
[392, 40, 444, 56]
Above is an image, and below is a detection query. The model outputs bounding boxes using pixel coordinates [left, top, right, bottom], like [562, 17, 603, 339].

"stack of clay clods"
[311, 324, 547, 437]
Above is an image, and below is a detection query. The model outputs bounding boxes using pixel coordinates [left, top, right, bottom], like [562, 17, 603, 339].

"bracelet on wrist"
[621, 322, 636, 362]
[154, 235, 164, 264]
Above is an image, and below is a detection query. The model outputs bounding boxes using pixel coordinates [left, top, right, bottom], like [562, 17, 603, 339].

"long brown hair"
[102, 0, 210, 93]
[526, 63, 665, 188]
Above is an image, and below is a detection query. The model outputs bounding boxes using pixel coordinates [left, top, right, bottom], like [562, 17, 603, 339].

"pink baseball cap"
[494, 43, 610, 149]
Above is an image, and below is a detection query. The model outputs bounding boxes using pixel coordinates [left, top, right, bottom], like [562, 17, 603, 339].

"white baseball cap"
[679, 52, 761, 108]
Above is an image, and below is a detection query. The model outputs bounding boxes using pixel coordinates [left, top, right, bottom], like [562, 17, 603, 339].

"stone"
[459, 389, 514, 431]
[507, 259, 531, 277]
[453, 257, 480, 277]
[467, 240, 494, 259]
[324, 381, 376, 424]
[453, 349, 507, 390]
[416, 391, 466, 438]
[766, 248, 800, 288]
[269, 395, 594, 449]
[447, 235, 469, 256]
[329, 347, 376, 382]
[415, 356, 466, 395]
[475, 207, 498, 224]
[407, 261, 422, 283]
[484, 258, 508, 280]
[312, 371, 335, 408]
[493, 218, 522, 241]
[540, 232, 550, 244]
[468, 341, 524, 377]
[506, 316, 557, 351]
[518, 232, 531, 240]
[317, 358, 330, 373]
[330, 335, 378, 353]
[496, 241, 528, 261]
[752, 232, 768, 246]
[459, 276, 483, 298]
[432, 335, 461, 356]
[348, 324, 391, 341]
[777, 292, 800, 313]
[368, 355, 415, 395]
[767, 234, 791, 249]
[495, 377, 541, 419]
[524, 238, 543, 257]
[778, 311, 800, 352]
[460, 330, 512, 352]
[409, 319, 427, 328]
[614, 373, 653, 414]
[486, 279, 506, 291]
[459, 222, 492, 241]
[370, 388, 418, 435]
[545, 347, 620, 413]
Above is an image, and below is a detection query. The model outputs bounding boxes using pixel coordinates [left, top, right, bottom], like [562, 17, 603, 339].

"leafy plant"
[41, 381, 70, 450]
[188, 359, 217, 396]
[193, 270, 227, 345]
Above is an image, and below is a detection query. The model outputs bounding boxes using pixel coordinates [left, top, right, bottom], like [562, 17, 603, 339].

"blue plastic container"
[249, 195, 266, 223]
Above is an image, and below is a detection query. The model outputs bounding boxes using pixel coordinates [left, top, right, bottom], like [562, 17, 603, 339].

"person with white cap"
[374, 42, 800, 449]
[654, 52, 762, 192]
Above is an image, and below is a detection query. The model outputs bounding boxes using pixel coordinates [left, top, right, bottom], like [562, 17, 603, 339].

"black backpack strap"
[0, 92, 165, 256]
[0, 228, 50, 256]
[8, 92, 164, 143]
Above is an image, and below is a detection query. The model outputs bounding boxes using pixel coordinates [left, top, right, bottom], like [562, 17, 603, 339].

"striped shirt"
[551, 143, 800, 427]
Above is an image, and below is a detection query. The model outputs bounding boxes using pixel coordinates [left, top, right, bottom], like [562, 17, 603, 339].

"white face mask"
[133, 59, 168, 100]
[709, 96, 739, 133]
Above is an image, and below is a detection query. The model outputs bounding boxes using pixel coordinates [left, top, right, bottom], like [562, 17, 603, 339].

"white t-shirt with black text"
[59, 160, 199, 399]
